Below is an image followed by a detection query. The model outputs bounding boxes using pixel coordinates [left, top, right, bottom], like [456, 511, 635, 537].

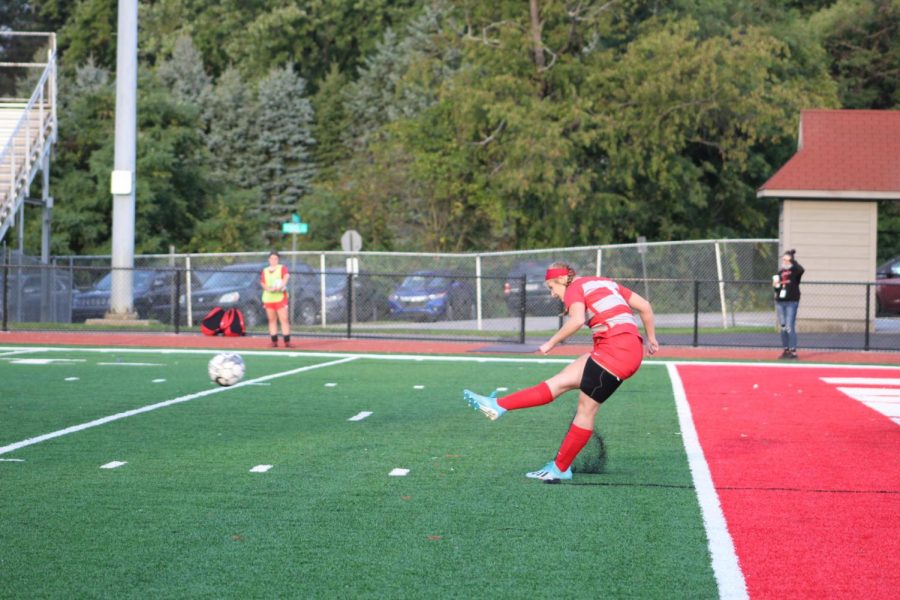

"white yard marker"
[388, 468, 410, 477]
[65, 377, 80, 382]
[413, 385, 425, 389]
[100, 461, 127, 469]
[10, 358, 85, 365]
[0, 356, 359, 456]
[821, 377, 900, 386]
[325, 383, 337, 387]
[97, 362, 163, 367]
[250, 465, 273, 473]
[348, 411, 373, 421]
[0, 458, 25, 462]
[821, 377, 900, 423]
[152, 379, 166, 383]
[667, 364, 748, 600]
[496, 387, 508, 392]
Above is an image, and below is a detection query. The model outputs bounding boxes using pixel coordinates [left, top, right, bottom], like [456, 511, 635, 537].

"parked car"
[186, 262, 321, 328]
[503, 260, 564, 316]
[0, 271, 73, 323]
[387, 270, 476, 321]
[876, 255, 900, 315]
[132, 270, 205, 323]
[323, 269, 389, 322]
[72, 269, 176, 322]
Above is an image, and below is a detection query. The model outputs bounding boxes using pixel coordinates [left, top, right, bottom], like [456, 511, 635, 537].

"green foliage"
[809, 0, 899, 109]
[9, 0, 896, 255]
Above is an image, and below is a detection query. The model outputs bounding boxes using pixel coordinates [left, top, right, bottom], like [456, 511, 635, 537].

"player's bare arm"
[628, 292, 659, 355]
[539, 301, 585, 355]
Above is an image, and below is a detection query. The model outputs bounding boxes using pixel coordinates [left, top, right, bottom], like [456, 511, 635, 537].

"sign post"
[340, 230, 363, 323]
[282, 214, 309, 320]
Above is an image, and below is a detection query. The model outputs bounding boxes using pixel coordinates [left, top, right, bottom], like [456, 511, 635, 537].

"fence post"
[174, 267, 182, 334]
[519, 273, 527, 344]
[475, 255, 483, 331]
[714, 241, 728, 328]
[2, 247, 9, 332]
[693, 280, 700, 347]
[184, 255, 193, 327]
[320, 253, 327, 327]
[346, 273, 353, 339]
[864, 283, 871, 352]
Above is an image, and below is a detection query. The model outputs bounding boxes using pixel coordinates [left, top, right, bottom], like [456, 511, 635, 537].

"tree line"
[5, 0, 898, 259]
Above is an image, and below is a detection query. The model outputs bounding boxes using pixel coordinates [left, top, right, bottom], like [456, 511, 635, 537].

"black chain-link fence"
[2, 256, 899, 352]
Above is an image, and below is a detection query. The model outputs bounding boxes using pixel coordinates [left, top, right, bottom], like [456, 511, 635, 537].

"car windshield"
[203, 270, 256, 289]
[93, 270, 156, 292]
[510, 263, 547, 282]
[402, 275, 447, 290]
[326, 273, 349, 294]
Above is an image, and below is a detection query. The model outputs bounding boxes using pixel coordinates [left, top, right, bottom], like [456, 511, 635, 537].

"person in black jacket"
[773, 249, 804, 359]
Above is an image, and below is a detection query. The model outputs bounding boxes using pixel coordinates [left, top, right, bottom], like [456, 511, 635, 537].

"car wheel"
[295, 300, 318, 325]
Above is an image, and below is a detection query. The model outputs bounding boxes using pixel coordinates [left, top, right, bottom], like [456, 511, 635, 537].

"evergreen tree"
[156, 34, 212, 106]
[203, 67, 260, 190]
[251, 64, 316, 240]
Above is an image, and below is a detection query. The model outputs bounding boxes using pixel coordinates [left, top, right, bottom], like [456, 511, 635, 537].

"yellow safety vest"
[261, 267, 287, 304]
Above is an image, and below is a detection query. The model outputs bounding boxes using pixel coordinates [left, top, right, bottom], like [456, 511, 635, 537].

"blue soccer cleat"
[463, 389, 506, 421]
[525, 461, 573, 483]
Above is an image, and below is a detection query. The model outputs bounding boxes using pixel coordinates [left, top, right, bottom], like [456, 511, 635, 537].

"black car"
[876, 255, 900, 315]
[132, 270, 206, 324]
[503, 260, 564, 316]
[387, 270, 476, 321]
[186, 262, 321, 328]
[0, 271, 73, 323]
[323, 269, 390, 322]
[72, 269, 177, 322]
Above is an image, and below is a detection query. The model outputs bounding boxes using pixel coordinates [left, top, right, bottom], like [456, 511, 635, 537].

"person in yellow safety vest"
[261, 251, 292, 348]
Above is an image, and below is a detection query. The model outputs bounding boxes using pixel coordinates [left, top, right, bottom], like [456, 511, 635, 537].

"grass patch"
[0, 348, 716, 598]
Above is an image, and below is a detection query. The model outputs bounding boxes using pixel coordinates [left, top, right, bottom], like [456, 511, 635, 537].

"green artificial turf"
[0, 348, 717, 598]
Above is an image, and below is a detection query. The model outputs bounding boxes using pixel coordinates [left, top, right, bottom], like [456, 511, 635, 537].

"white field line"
[0, 356, 358, 456]
[0, 349, 43, 358]
[667, 363, 748, 600]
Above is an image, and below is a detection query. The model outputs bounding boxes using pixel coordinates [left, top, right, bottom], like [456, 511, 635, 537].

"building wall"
[779, 199, 878, 331]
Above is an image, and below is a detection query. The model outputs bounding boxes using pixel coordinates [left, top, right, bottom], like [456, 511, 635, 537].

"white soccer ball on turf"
[208, 352, 245, 387]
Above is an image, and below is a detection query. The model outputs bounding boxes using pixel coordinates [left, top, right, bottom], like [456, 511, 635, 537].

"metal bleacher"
[0, 32, 57, 244]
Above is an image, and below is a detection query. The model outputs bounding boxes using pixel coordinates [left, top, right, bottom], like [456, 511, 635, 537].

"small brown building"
[757, 109, 900, 331]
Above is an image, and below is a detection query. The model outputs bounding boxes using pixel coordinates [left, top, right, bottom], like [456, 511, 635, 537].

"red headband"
[545, 267, 569, 281]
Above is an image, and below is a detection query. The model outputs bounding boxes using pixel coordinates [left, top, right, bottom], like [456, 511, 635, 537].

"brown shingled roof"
[757, 109, 900, 200]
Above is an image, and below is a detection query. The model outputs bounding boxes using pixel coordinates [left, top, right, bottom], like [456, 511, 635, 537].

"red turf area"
[677, 364, 900, 599]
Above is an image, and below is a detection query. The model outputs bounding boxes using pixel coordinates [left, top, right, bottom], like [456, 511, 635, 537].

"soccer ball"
[208, 352, 245, 387]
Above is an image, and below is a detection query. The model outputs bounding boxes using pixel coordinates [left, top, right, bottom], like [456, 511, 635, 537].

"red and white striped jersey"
[563, 277, 640, 339]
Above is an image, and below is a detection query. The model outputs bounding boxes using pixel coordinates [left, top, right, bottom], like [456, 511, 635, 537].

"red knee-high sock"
[497, 382, 554, 411]
[554, 423, 593, 471]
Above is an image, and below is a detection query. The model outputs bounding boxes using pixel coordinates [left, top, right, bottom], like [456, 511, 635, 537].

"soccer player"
[464, 262, 658, 482]
[261, 251, 292, 348]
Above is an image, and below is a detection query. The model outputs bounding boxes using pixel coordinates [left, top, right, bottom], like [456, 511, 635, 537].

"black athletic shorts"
[580, 357, 623, 404]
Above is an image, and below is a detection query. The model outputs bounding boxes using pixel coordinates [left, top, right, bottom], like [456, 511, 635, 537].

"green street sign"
[282, 222, 308, 234]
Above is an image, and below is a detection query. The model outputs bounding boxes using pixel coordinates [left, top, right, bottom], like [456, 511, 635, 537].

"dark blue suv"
[387, 270, 475, 321]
